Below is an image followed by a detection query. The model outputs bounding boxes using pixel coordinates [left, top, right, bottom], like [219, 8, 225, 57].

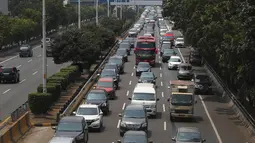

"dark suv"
[0, 67, 20, 83]
[19, 45, 33, 57]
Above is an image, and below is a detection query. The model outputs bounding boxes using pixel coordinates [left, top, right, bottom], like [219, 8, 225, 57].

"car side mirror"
[72, 111, 76, 115]
[97, 73, 100, 76]
[172, 137, 176, 141]
[167, 98, 170, 102]
[118, 114, 122, 117]
[128, 97, 131, 100]
[117, 140, 121, 143]
[100, 111, 103, 115]
[52, 126, 57, 130]
[202, 139, 206, 142]
[156, 98, 159, 101]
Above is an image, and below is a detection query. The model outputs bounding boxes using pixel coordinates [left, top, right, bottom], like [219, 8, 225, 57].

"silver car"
[172, 127, 206, 143]
[177, 63, 193, 80]
[49, 137, 76, 143]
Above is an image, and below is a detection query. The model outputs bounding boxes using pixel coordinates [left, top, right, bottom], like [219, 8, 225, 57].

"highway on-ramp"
[0, 44, 70, 121]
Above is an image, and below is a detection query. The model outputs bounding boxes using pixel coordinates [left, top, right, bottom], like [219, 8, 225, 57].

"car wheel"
[120, 131, 124, 137]
[17, 76, 20, 82]
[170, 115, 174, 122]
[98, 122, 103, 132]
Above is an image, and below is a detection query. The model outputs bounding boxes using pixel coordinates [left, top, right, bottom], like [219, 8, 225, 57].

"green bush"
[28, 93, 52, 114]
[37, 83, 61, 101]
[48, 74, 68, 89]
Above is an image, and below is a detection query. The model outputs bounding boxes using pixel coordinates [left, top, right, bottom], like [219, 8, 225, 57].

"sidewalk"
[18, 127, 54, 143]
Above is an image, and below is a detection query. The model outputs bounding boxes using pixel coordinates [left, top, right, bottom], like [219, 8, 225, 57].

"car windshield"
[138, 63, 150, 68]
[57, 122, 82, 132]
[196, 75, 209, 82]
[163, 36, 173, 40]
[171, 94, 193, 105]
[180, 66, 192, 70]
[141, 73, 154, 79]
[109, 58, 122, 65]
[104, 65, 116, 70]
[87, 92, 106, 100]
[124, 135, 147, 143]
[2, 68, 13, 73]
[120, 43, 129, 48]
[176, 38, 184, 42]
[97, 81, 113, 88]
[116, 49, 126, 55]
[20, 47, 29, 50]
[161, 44, 170, 49]
[101, 70, 115, 77]
[136, 50, 155, 57]
[136, 41, 155, 48]
[77, 107, 98, 115]
[170, 58, 181, 62]
[123, 109, 146, 118]
[177, 131, 201, 142]
[133, 93, 155, 101]
[164, 49, 175, 54]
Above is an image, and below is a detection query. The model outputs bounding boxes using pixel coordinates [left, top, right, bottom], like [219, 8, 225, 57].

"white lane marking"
[32, 71, 38, 75]
[122, 103, 126, 110]
[19, 79, 26, 84]
[161, 92, 164, 97]
[17, 65, 22, 68]
[133, 66, 135, 69]
[0, 55, 18, 64]
[37, 54, 42, 57]
[160, 66, 162, 70]
[199, 95, 223, 143]
[162, 104, 165, 112]
[160, 73, 162, 77]
[159, 61, 161, 63]
[161, 81, 163, 86]
[173, 25, 223, 143]
[164, 121, 166, 131]
[131, 72, 134, 76]
[52, 60, 54, 63]
[2, 89, 11, 94]
[129, 81, 132, 85]
[158, 56, 160, 59]
[117, 120, 121, 128]
[126, 90, 129, 96]
[28, 59, 32, 63]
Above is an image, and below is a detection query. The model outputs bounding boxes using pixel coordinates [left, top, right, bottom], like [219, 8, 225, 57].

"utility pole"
[120, 4, 122, 20]
[107, 0, 110, 17]
[78, 0, 81, 29]
[96, 0, 99, 25]
[42, 0, 47, 93]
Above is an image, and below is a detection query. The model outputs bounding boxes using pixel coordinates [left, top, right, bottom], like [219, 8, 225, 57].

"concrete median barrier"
[0, 112, 31, 143]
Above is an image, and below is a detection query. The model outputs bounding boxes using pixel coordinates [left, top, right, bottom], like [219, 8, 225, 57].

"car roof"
[133, 86, 155, 94]
[135, 83, 155, 88]
[105, 63, 117, 66]
[78, 104, 98, 108]
[60, 116, 83, 123]
[49, 137, 74, 143]
[110, 55, 122, 59]
[178, 127, 200, 133]
[124, 131, 147, 136]
[170, 56, 181, 59]
[125, 104, 144, 110]
[98, 77, 114, 82]
[138, 62, 150, 65]
[89, 89, 105, 93]
[176, 37, 184, 40]
[102, 69, 116, 72]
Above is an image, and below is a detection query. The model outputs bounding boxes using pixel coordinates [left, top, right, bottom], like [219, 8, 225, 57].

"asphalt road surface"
[0, 45, 70, 120]
[18, 21, 252, 143]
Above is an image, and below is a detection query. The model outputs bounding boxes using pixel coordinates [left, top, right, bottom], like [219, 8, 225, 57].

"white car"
[73, 104, 103, 131]
[174, 37, 185, 48]
[168, 56, 182, 70]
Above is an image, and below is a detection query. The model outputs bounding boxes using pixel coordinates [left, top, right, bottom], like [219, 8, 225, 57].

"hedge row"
[28, 65, 80, 114]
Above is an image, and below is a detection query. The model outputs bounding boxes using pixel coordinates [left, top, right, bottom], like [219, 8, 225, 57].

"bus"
[134, 36, 157, 66]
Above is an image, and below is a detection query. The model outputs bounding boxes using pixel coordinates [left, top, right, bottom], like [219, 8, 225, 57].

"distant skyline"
[0, 0, 8, 15]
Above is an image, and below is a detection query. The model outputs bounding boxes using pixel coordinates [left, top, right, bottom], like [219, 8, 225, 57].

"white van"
[129, 84, 159, 117]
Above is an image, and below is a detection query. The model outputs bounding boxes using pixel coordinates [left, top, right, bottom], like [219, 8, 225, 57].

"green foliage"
[163, 0, 255, 103]
[28, 93, 52, 114]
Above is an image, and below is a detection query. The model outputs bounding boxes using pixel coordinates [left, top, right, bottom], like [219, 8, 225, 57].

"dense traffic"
[48, 6, 211, 143]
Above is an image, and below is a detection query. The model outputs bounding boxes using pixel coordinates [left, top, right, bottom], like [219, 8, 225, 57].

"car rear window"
[2, 68, 13, 73]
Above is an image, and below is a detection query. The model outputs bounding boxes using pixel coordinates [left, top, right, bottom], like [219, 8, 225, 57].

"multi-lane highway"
[0, 44, 70, 121]
[18, 20, 253, 143]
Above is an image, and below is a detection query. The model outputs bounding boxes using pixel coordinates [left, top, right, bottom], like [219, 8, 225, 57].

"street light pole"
[96, 0, 99, 25]
[78, 0, 81, 29]
[42, 0, 47, 93]
[107, 0, 110, 17]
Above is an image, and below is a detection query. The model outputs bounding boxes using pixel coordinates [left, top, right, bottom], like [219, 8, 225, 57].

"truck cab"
[167, 80, 196, 121]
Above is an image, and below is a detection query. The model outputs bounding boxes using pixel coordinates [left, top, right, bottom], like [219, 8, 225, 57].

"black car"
[117, 131, 153, 143]
[116, 48, 128, 62]
[160, 43, 171, 56]
[125, 37, 135, 48]
[0, 67, 20, 83]
[189, 48, 202, 66]
[136, 62, 151, 76]
[162, 49, 177, 63]
[119, 104, 148, 136]
[119, 43, 131, 55]
[103, 63, 120, 74]
[138, 72, 157, 85]
[19, 45, 33, 57]
[99, 69, 119, 87]
[193, 73, 212, 94]
[108, 56, 124, 74]
[85, 89, 110, 114]
[53, 116, 89, 143]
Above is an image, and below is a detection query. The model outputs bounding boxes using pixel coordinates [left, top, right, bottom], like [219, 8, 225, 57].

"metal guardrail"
[203, 59, 255, 131]
[60, 31, 129, 117]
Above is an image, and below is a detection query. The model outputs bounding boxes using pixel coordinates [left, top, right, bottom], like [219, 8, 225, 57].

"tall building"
[0, 0, 8, 15]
